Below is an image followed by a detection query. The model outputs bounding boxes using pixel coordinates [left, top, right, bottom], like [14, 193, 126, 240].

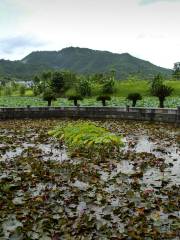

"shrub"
[127, 93, 142, 107]
[102, 79, 115, 94]
[151, 84, 173, 108]
[78, 78, 91, 97]
[3, 87, 12, 96]
[96, 95, 111, 106]
[43, 89, 56, 106]
[19, 85, 26, 96]
[68, 95, 83, 106]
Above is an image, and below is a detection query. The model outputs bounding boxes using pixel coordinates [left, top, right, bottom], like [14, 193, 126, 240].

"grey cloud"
[0, 36, 45, 54]
[140, 0, 180, 5]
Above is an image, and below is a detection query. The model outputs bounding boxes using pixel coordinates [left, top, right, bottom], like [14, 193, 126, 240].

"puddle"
[135, 136, 154, 153]
[0, 125, 179, 186]
[134, 136, 180, 186]
[0, 142, 68, 162]
[114, 135, 180, 186]
[0, 120, 179, 239]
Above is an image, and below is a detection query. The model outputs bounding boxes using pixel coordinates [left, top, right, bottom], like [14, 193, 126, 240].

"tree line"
[0, 67, 178, 108]
[32, 70, 174, 108]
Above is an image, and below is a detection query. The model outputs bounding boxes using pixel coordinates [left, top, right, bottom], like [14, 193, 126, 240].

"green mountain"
[0, 47, 172, 80]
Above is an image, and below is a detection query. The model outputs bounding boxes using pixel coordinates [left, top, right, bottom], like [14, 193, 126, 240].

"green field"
[65, 80, 180, 97]
[113, 80, 180, 97]
[0, 80, 179, 108]
[0, 96, 180, 108]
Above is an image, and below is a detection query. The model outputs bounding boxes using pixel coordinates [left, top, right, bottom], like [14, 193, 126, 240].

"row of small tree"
[33, 70, 116, 97]
[125, 75, 173, 108]
[42, 73, 174, 108]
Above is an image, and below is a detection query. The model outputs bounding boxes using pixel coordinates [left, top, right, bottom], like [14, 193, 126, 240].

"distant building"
[174, 62, 180, 71]
[18, 81, 33, 87]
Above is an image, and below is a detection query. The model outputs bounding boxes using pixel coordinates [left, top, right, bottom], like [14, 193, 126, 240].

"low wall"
[0, 106, 179, 124]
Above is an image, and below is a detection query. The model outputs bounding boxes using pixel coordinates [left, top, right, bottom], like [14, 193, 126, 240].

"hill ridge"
[0, 47, 172, 80]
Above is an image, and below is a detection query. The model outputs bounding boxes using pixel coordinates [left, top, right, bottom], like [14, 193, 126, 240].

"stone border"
[0, 106, 179, 124]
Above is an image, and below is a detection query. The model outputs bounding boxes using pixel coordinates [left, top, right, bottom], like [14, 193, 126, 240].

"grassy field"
[65, 80, 180, 97]
[113, 80, 180, 97]
[0, 96, 180, 108]
[0, 80, 179, 108]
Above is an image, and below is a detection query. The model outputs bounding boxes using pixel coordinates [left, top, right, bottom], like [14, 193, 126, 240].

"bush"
[102, 80, 115, 94]
[43, 89, 56, 106]
[127, 93, 142, 107]
[19, 85, 26, 96]
[68, 95, 83, 106]
[151, 84, 173, 108]
[78, 78, 91, 97]
[97, 95, 111, 106]
[3, 87, 12, 96]
[150, 75, 174, 108]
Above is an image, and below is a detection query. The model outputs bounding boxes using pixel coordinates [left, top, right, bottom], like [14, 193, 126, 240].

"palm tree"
[151, 84, 173, 108]
[97, 95, 111, 106]
[127, 93, 142, 107]
[43, 89, 56, 106]
[68, 95, 83, 106]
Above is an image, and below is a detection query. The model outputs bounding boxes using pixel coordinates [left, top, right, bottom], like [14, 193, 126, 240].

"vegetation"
[51, 72, 65, 93]
[0, 68, 179, 109]
[151, 84, 174, 108]
[19, 85, 26, 96]
[0, 47, 172, 81]
[150, 75, 174, 108]
[173, 69, 180, 80]
[173, 63, 180, 80]
[127, 93, 142, 107]
[49, 121, 124, 159]
[77, 78, 92, 97]
[101, 70, 116, 94]
[43, 89, 56, 106]
[96, 95, 111, 106]
[68, 95, 83, 106]
[0, 96, 180, 108]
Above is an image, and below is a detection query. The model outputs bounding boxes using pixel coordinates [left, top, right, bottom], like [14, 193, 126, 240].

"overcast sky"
[0, 0, 180, 68]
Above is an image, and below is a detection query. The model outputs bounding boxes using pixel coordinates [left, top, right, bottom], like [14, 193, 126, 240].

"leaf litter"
[0, 119, 179, 239]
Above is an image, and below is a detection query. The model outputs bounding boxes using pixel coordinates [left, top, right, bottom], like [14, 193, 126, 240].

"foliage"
[0, 96, 180, 108]
[3, 86, 12, 96]
[49, 121, 124, 159]
[150, 74, 164, 90]
[51, 71, 65, 93]
[97, 95, 111, 106]
[33, 72, 51, 95]
[0, 47, 172, 80]
[33, 71, 74, 96]
[19, 85, 26, 96]
[150, 79, 174, 108]
[102, 79, 115, 94]
[68, 95, 83, 106]
[77, 78, 91, 97]
[90, 73, 105, 83]
[43, 88, 56, 106]
[173, 69, 180, 80]
[62, 70, 78, 90]
[127, 93, 142, 107]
